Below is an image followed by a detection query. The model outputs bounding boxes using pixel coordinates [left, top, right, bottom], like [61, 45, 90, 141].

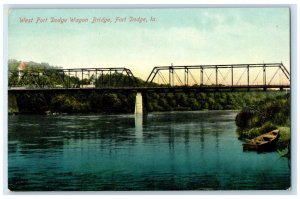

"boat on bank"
[243, 129, 280, 151]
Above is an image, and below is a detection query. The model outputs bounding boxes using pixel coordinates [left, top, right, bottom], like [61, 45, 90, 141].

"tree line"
[8, 60, 143, 88]
[11, 90, 286, 114]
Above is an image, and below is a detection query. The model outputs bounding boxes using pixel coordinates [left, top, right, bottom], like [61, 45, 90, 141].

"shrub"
[235, 108, 254, 129]
[237, 121, 277, 140]
[276, 127, 291, 151]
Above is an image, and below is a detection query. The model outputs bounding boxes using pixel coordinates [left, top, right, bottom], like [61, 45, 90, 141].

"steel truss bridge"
[8, 63, 290, 93]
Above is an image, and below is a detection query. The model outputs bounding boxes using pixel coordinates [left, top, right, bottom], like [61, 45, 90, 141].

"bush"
[276, 127, 291, 151]
[237, 121, 277, 139]
[235, 109, 254, 129]
[259, 122, 277, 134]
[236, 94, 290, 130]
[235, 94, 290, 155]
[50, 94, 89, 113]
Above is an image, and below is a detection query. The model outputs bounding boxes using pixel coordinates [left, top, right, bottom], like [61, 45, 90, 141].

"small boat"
[243, 129, 280, 151]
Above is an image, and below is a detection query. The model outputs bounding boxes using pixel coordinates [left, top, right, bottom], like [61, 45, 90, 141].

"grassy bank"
[235, 94, 290, 156]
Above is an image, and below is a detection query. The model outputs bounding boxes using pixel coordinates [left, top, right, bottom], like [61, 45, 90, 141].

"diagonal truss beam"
[145, 63, 290, 87]
[9, 67, 137, 88]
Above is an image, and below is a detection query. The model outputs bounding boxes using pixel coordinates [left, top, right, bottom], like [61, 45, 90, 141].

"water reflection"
[200, 122, 205, 150]
[134, 114, 143, 139]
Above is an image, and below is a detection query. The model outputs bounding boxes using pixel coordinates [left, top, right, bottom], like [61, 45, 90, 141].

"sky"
[8, 8, 290, 81]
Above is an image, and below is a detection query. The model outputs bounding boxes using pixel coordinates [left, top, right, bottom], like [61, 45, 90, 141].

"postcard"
[7, 7, 291, 191]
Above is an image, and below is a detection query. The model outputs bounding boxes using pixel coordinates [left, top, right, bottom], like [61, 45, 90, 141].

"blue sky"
[8, 8, 290, 80]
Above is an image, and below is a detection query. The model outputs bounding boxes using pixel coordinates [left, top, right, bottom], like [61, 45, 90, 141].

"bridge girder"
[146, 63, 290, 87]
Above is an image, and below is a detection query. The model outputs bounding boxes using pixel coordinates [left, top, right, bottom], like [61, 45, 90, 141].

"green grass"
[237, 122, 277, 140]
[238, 125, 290, 157]
[235, 94, 290, 156]
[276, 126, 290, 152]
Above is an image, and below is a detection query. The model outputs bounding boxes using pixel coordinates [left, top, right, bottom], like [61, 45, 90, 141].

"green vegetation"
[8, 59, 143, 88]
[10, 91, 286, 115]
[277, 126, 290, 155]
[145, 92, 283, 112]
[235, 94, 290, 156]
[9, 60, 67, 88]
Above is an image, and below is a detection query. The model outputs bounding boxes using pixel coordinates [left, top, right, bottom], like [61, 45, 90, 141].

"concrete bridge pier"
[134, 92, 147, 115]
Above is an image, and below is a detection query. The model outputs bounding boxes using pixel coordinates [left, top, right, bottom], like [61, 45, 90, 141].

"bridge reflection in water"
[135, 114, 143, 139]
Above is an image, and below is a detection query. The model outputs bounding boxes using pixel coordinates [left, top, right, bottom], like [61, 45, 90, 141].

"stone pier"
[135, 92, 143, 115]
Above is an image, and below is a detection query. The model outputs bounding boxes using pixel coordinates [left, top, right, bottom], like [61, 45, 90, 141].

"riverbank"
[235, 93, 290, 156]
[9, 91, 286, 115]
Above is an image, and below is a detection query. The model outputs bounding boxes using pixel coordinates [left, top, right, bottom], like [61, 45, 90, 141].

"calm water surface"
[8, 111, 290, 191]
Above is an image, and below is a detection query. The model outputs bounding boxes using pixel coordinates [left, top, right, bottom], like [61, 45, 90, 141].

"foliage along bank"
[9, 91, 287, 115]
[235, 93, 290, 155]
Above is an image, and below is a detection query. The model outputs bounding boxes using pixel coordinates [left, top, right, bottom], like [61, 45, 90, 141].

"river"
[8, 111, 290, 191]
